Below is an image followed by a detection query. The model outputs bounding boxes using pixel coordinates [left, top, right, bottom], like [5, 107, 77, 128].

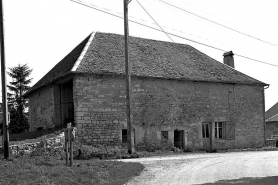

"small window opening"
[37, 127, 43, 131]
[122, 129, 127, 143]
[161, 131, 168, 139]
[202, 124, 210, 138]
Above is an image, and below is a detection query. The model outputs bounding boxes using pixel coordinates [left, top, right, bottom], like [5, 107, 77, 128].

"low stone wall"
[0, 132, 65, 155]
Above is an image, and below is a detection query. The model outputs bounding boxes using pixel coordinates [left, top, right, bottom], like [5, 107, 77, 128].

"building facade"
[25, 32, 267, 150]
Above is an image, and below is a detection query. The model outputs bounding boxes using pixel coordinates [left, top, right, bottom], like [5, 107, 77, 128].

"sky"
[1, 0, 278, 110]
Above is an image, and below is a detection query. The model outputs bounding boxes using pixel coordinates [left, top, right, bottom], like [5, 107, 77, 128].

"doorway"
[60, 81, 74, 127]
[202, 122, 211, 151]
[174, 130, 184, 149]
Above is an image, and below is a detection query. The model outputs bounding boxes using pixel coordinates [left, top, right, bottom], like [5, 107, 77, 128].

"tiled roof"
[25, 32, 267, 97]
[266, 114, 278, 122]
[24, 35, 91, 96]
[266, 102, 278, 120]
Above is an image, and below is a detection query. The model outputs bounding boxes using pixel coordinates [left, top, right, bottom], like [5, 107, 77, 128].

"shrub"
[75, 144, 147, 160]
[136, 140, 174, 152]
[27, 144, 65, 161]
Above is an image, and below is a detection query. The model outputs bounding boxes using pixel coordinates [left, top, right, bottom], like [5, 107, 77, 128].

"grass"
[0, 156, 144, 185]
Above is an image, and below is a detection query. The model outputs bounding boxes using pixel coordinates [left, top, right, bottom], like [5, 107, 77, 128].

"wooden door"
[202, 123, 211, 151]
[174, 130, 184, 149]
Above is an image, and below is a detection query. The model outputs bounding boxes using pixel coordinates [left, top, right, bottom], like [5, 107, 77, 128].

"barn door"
[61, 81, 74, 127]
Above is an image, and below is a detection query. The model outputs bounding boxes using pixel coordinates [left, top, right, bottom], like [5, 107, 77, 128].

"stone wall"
[0, 132, 64, 155]
[28, 85, 55, 131]
[73, 74, 265, 149]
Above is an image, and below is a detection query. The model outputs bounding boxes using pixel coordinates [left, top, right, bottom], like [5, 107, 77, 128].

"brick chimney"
[223, 51, 234, 68]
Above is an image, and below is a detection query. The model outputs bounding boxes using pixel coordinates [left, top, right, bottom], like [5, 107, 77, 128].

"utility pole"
[0, 0, 9, 159]
[123, 0, 135, 154]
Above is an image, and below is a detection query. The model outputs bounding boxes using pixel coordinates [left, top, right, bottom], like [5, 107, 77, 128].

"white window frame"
[215, 122, 226, 139]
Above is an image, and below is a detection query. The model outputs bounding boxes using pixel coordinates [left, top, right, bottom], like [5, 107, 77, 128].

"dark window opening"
[122, 129, 127, 143]
[202, 124, 210, 138]
[161, 131, 168, 139]
[37, 127, 43, 131]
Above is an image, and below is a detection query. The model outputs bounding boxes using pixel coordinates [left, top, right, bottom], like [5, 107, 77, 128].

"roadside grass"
[0, 156, 144, 185]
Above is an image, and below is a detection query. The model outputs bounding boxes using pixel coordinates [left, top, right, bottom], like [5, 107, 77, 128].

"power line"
[136, 0, 174, 43]
[156, 0, 278, 48]
[69, 0, 278, 68]
[69, 0, 226, 52]
[234, 54, 278, 68]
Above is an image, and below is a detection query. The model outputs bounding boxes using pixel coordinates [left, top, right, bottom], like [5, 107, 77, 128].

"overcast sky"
[2, 0, 278, 110]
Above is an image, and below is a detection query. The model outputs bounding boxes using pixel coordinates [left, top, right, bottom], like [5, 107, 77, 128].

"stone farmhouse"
[24, 32, 268, 151]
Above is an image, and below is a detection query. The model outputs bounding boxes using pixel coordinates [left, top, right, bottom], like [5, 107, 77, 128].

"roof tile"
[25, 32, 267, 97]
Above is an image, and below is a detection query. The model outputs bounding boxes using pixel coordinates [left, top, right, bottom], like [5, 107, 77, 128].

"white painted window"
[215, 122, 226, 139]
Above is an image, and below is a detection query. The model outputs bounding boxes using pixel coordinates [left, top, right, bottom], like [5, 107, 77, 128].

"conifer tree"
[7, 64, 32, 133]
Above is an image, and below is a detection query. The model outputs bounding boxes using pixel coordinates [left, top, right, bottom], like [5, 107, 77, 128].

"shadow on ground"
[197, 176, 278, 185]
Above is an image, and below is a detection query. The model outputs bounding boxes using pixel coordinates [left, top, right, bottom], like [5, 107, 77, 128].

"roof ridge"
[71, 32, 96, 72]
[24, 34, 91, 97]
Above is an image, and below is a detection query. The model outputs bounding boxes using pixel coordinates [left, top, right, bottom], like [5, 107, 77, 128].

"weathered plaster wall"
[28, 85, 55, 131]
[73, 74, 265, 149]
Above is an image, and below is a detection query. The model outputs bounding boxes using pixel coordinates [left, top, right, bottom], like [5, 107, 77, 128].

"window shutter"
[226, 121, 235, 140]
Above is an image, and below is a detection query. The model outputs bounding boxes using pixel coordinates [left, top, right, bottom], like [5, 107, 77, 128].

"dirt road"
[122, 151, 278, 185]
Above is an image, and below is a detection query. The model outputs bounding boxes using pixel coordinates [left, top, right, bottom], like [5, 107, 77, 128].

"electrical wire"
[69, 0, 278, 68]
[69, 0, 226, 52]
[136, 0, 174, 43]
[156, 0, 278, 48]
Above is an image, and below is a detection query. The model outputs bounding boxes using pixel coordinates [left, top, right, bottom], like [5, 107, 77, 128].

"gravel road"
[122, 151, 278, 185]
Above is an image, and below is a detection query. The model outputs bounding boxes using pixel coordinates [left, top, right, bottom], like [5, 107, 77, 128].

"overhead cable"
[69, 0, 226, 52]
[156, 0, 278, 47]
[136, 0, 175, 43]
[69, 0, 278, 68]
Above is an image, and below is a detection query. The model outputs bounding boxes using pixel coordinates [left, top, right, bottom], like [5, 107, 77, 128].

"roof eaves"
[71, 32, 96, 72]
[71, 71, 267, 86]
[23, 73, 74, 98]
[266, 113, 278, 122]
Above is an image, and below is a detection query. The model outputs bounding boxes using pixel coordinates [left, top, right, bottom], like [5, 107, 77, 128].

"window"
[161, 131, 168, 139]
[215, 122, 225, 139]
[202, 123, 210, 138]
[37, 127, 43, 131]
[122, 129, 127, 143]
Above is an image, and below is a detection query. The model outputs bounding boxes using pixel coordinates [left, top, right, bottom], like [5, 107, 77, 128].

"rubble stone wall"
[0, 132, 64, 155]
[73, 74, 265, 149]
[28, 85, 55, 131]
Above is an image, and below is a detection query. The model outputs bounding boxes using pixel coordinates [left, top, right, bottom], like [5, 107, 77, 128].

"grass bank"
[0, 156, 144, 185]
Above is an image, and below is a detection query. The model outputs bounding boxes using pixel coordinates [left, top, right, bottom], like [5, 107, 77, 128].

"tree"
[7, 64, 32, 133]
